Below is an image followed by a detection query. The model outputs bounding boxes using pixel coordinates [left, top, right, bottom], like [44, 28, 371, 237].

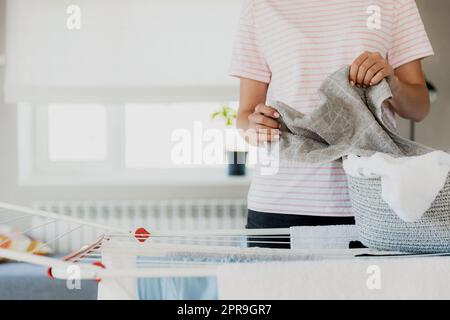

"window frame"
[17, 103, 251, 187]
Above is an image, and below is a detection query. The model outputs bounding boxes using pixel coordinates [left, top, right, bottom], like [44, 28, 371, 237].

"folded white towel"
[343, 151, 450, 222]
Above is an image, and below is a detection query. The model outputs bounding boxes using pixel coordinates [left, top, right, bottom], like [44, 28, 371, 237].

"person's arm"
[237, 77, 281, 143]
[349, 51, 430, 122]
[387, 61, 430, 122]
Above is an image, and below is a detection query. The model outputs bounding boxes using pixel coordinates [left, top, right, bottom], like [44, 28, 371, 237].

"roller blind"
[4, 0, 241, 103]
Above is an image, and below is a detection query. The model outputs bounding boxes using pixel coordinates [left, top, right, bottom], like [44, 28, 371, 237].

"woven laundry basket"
[346, 174, 450, 253]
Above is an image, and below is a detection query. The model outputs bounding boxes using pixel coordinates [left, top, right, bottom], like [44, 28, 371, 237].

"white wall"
[0, 0, 449, 206]
[0, 0, 249, 206]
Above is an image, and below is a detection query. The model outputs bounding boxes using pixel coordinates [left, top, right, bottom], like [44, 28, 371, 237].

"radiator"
[31, 199, 247, 254]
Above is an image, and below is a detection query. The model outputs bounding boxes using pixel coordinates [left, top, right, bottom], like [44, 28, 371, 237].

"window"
[125, 103, 239, 169]
[48, 104, 107, 162]
[18, 101, 249, 185]
[8, 1, 245, 186]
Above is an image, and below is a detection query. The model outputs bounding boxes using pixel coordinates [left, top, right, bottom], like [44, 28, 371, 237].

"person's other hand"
[247, 104, 281, 143]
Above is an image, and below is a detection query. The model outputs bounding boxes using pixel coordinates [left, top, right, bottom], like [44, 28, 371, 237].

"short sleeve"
[388, 0, 434, 69]
[229, 0, 271, 83]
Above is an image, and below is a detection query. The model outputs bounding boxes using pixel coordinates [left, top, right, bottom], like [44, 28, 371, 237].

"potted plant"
[211, 105, 247, 176]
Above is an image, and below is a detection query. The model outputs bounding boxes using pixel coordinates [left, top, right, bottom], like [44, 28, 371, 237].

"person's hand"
[247, 104, 281, 144]
[349, 51, 395, 88]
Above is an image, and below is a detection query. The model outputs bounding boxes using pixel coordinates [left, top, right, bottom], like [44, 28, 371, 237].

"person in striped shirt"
[230, 0, 434, 246]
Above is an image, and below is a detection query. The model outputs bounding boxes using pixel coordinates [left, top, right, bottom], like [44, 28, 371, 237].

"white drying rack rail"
[0, 202, 305, 281]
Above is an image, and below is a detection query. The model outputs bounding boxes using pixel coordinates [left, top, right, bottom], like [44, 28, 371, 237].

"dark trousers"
[246, 210, 356, 249]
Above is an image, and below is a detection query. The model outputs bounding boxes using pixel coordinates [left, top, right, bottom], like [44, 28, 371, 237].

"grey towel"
[271, 66, 433, 165]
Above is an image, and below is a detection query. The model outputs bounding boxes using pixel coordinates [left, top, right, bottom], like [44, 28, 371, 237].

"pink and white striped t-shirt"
[230, 0, 434, 216]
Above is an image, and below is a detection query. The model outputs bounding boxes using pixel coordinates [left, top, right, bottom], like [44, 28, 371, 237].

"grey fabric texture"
[271, 66, 433, 165]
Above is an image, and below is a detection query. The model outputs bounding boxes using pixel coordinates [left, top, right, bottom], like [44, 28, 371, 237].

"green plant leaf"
[211, 111, 221, 119]
[211, 104, 237, 127]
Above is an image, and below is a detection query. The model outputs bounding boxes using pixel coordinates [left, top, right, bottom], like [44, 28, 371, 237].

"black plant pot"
[227, 151, 247, 176]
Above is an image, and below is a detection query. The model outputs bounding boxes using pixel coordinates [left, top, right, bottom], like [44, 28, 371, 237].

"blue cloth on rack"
[136, 254, 222, 300]
[137, 277, 218, 300]
[135, 251, 283, 300]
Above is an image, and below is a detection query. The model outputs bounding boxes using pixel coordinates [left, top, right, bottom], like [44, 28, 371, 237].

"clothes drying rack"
[0, 201, 434, 284]
[0, 202, 327, 281]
